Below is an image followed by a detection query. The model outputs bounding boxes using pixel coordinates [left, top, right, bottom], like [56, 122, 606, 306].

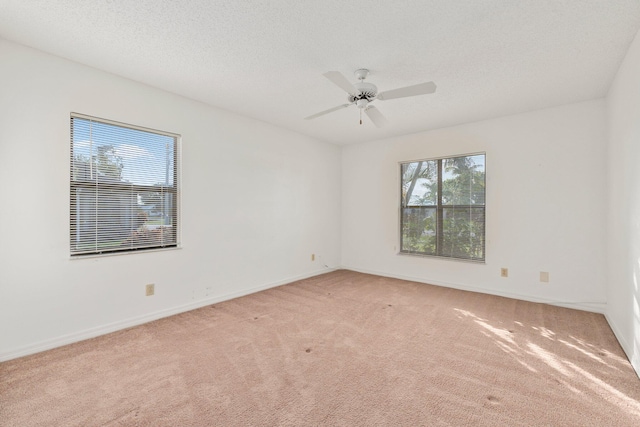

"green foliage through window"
[400, 154, 485, 261]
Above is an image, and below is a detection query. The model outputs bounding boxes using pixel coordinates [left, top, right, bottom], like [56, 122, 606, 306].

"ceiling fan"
[304, 69, 436, 128]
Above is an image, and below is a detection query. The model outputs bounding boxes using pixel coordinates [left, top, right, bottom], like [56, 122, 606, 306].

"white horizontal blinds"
[70, 115, 178, 256]
[400, 153, 485, 261]
[401, 160, 438, 256]
[439, 154, 486, 260]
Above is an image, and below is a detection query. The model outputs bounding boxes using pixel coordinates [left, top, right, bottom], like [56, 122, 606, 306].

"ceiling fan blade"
[377, 81, 436, 101]
[323, 71, 357, 95]
[304, 103, 352, 120]
[364, 106, 389, 128]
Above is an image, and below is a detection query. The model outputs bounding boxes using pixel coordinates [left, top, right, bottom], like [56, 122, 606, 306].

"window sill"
[397, 251, 485, 264]
[69, 245, 181, 260]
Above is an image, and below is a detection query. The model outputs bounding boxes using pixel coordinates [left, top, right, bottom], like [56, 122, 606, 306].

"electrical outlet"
[311, 254, 315, 261]
[145, 283, 155, 296]
[500, 268, 508, 278]
[540, 272, 549, 283]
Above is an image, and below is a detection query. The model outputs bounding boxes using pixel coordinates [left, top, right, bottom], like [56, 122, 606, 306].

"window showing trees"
[70, 114, 179, 256]
[400, 153, 485, 261]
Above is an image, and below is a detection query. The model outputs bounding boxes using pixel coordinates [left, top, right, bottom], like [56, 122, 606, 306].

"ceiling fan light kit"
[305, 68, 436, 128]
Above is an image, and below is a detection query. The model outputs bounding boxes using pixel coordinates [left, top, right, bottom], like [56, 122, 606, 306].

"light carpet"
[2, 270, 639, 426]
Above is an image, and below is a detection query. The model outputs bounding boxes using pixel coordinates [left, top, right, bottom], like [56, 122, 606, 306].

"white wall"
[0, 40, 341, 360]
[342, 100, 608, 311]
[606, 29, 640, 375]
[3, 33, 637, 376]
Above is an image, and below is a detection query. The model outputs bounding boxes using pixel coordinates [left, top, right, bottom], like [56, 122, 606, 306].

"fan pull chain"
[360, 108, 362, 125]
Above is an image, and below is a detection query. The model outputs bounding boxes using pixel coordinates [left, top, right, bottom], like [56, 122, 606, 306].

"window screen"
[400, 153, 485, 261]
[70, 114, 179, 256]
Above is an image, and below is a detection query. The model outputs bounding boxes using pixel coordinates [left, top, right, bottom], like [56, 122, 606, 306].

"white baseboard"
[604, 313, 640, 379]
[341, 265, 608, 314]
[0, 268, 336, 363]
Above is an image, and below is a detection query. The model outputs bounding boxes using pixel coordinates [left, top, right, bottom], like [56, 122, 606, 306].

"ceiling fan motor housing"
[348, 82, 378, 104]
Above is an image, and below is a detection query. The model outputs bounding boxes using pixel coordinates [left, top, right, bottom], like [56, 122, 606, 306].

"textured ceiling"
[1, 1, 639, 145]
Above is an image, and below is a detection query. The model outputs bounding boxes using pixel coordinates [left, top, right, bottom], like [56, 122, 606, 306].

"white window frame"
[70, 113, 180, 257]
[399, 152, 486, 262]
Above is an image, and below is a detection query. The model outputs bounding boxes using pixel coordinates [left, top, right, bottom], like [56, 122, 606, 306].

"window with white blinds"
[70, 114, 179, 256]
[400, 153, 485, 262]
